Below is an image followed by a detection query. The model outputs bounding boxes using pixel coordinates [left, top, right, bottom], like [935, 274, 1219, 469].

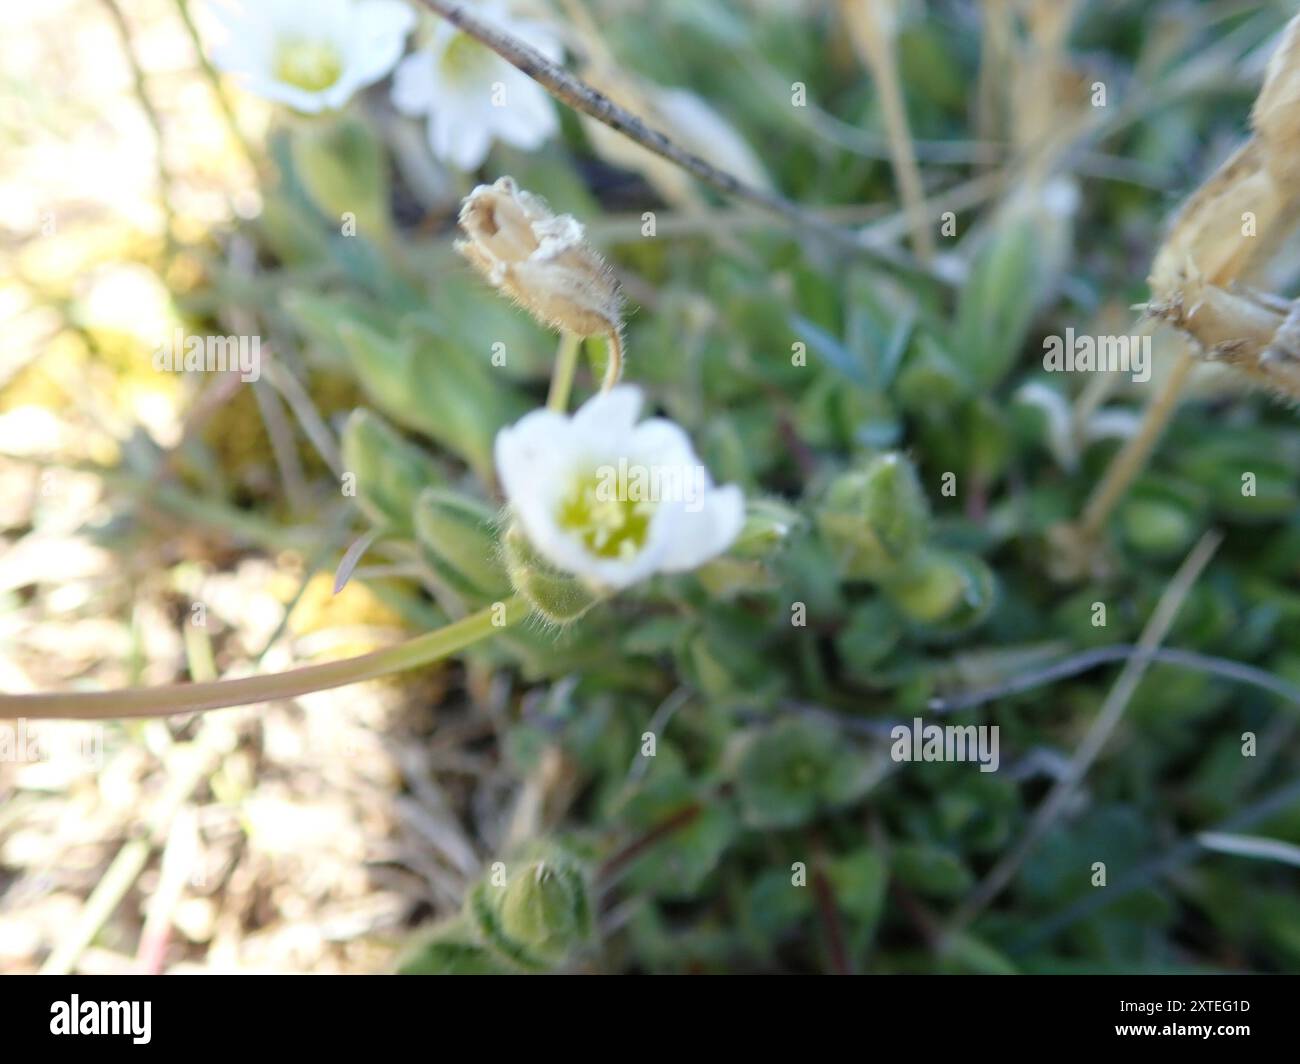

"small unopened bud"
[1120, 481, 1200, 559]
[457, 177, 624, 346]
[817, 452, 930, 582]
[468, 847, 591, 971]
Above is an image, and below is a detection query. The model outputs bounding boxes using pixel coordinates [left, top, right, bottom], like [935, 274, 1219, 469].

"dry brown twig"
[1146, 14, 1300, 399]
[1058, 12, 1300, 574]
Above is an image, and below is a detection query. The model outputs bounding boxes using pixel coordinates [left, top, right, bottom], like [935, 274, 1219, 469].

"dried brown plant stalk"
[1060, 13, 1300, 575]
[1146, 14, 1300, 401]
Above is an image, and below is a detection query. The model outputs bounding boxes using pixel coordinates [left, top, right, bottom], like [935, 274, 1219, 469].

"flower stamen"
[272, 37, 344, 93]
[557, 469, 654, 560]
[439, 32, 494, 82]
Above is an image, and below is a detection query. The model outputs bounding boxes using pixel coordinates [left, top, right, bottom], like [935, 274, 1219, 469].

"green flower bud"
[888, 549, 997, 631]
[468, 848, 592, 971]
[503, 525, 601, 624]
[414, 487, 511, 601]
[340, 409, 444, 533]
[693, 499, 800, 597]
[953, 180, 1074, 389]
[817, 452, 931, 582]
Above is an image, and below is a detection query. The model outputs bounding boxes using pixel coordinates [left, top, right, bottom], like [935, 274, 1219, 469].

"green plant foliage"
[160, 0, 1300, 975]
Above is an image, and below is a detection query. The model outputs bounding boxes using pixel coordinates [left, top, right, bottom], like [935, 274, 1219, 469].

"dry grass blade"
[839, 0, 934, 261]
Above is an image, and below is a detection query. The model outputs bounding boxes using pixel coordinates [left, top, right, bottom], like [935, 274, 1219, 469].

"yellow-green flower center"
[557, 469, 654, 560]
[273, 37, 344, 93]
[440, 31, 495, 82]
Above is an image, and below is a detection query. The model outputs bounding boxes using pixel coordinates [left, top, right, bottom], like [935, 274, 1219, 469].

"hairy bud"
[457, 176, 624, 347]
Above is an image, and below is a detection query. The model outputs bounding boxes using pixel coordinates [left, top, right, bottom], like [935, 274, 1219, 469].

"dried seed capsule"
[456, 176, 624, 353]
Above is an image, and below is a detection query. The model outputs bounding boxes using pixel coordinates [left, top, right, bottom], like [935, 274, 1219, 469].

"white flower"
[496, 388, 745, 590]
[207, 0, 414, 115]
[391, 2, 560, 170]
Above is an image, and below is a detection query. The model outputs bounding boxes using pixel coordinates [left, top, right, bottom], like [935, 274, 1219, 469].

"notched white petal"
[495, 392, 745, 592]
[659, 486, 746, 573]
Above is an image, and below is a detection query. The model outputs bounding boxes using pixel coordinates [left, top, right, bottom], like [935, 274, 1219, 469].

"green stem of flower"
[601, 329, 623, 392]
[547, 331, 582, 411]
[0, 595, 530, 721]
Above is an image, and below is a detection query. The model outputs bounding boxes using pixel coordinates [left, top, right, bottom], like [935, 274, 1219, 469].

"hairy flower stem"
[601, 330, 623, 391]
[0, 595, 530, 721]
[547, 331, 582, 412]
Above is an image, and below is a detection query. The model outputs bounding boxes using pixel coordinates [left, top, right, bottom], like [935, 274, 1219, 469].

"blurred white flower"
[391, 2, 560, 170]
[207, 0, 414, 114]
[496, 388, 745, 590]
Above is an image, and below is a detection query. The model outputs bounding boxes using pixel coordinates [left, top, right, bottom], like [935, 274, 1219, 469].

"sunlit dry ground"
[0, 0, 504, 975]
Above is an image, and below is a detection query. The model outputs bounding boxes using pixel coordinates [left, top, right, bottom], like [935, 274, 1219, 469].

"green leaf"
[414, 487, 510, 601]
[892, 843, 974, 897]
[828, 849, 888, 929]
[624, 783, 739, 898]
[736, 717, 873, 828]
[340, 409, 445, 533]
[335, 316, 528, 480]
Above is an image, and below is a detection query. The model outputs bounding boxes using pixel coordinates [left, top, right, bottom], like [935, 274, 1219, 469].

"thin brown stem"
[601, 329, 624, 391]
[598, 802, 702, 885]
[1078, 345, 1194, 544]
[840, 0, 934, 261]
[411, 0, 927, 274]
[812, 861, 853, 974]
